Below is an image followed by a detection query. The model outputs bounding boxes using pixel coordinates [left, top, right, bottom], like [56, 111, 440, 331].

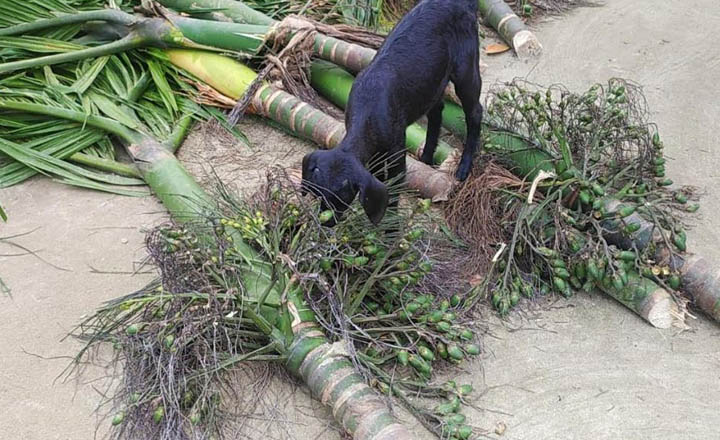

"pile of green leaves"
[473, 79, 698, 314]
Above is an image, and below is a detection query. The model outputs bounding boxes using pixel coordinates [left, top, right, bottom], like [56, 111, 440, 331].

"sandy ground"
[2, 0, 720, 439]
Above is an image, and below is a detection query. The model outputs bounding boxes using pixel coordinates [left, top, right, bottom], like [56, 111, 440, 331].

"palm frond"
[0, 1, 249, 195]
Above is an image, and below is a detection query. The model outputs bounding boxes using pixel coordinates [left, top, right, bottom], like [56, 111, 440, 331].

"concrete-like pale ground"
[1, 1, 720, 439]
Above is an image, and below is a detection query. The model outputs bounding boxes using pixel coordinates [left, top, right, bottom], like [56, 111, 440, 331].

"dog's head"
[301, 150, 388, 225]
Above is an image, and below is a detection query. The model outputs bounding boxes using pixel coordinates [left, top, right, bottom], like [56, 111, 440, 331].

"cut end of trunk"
[679, 255, 720, 322]
[599, 272, 683, 329]
[407, 157, 455, 202]
[639, 288, 678, 329]
[512, 30, 543, 58]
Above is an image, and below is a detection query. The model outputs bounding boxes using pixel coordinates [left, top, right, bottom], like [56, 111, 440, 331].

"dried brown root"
[227, 15, 387, 125]
[444, 160, 526, 276]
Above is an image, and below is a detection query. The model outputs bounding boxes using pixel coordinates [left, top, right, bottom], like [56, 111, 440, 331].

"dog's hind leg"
[419, 100, 445, 166]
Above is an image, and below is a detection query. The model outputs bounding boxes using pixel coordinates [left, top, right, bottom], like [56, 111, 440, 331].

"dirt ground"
[2, 0, 720, 439]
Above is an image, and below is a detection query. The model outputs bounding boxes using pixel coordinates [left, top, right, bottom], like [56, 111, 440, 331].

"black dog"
[301, 0, 483, 224]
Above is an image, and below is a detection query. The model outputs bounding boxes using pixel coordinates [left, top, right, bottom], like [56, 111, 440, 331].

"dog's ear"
[357, 169, 388, 225]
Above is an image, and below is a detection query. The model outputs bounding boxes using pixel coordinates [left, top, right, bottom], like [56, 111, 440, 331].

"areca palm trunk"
[123, 120, 416, 440]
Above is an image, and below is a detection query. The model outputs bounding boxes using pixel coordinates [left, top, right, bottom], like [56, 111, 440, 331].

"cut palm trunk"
[480, 128, 718, 327]
[602, 202, 720, 323]
[478, 0, 543, 58]
[596, 270, 676, 329]
[167, 49, 455, 201]
[665, 254, 720, 322]
[4, 73, 413, 440]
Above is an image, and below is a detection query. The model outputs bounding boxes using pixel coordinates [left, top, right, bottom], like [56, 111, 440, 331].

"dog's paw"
[455, 164, 471, 182]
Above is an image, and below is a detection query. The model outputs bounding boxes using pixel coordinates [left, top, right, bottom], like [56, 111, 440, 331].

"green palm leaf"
[0, 127, 107, 186]
[0, 136, 147, 195]
[146, 57, 178, 116]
